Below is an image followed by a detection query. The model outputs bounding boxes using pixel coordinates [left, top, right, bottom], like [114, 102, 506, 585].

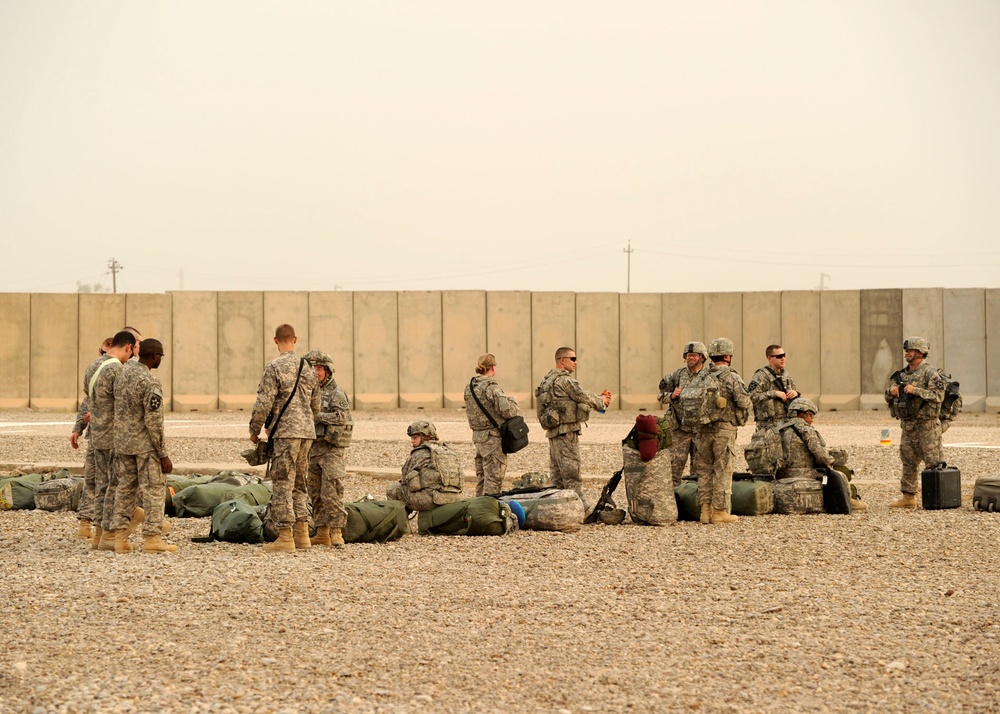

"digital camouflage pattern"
[710, 365, 751, 427]
[269, 438, 312, 528]
[465, 375, 520, 496]
[535, 369, 605, 437]
[308, 370, 352, 528]
[112, 453, 166, 536]
[658, 365, 704, 485]
[314, 375, 353, 446]
[548, 431, 584, 506]
[748, 365, 798, 429]
[692, 363, 750, 512]
[113, 362, 167, 457]
[389, 441, 463, 511]
[249, 351, 320, 440]
[778, 418, 834, 479]
[885, 360, 946, 494]
[88, 357, 124, 450]
[622, 446, 677, 525]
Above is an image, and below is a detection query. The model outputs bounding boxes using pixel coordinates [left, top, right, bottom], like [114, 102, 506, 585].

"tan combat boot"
[143, 535, 178, 553]
[78, 519, 92, 539]
[711, 508, 739, 524]
[91, 525, 103, 550]
[264, 528, 295, 553]
[124, 506, 145, 538]
[98, 529, 116, 551]
[329, 527, 345, 547]
[851, 498, 869, 512]
[160, 518, 170, 534]
[311, 525, 332, 546]
[890, 493, 918, 509]
[699, 504, 711, 525]
[293, 521, 312, 550]
[114, 529, 133, 553]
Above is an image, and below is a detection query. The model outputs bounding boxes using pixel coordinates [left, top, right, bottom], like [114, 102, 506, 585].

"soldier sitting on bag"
[387, 421, 464, 512]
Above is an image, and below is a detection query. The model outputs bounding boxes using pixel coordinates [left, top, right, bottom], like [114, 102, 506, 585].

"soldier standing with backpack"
[658, 341, 709, 486]
[464, 353, 520, 496]
[885, 336, 947, 509]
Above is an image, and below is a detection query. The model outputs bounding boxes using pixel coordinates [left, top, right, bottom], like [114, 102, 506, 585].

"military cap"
[406, 421, 438, 440]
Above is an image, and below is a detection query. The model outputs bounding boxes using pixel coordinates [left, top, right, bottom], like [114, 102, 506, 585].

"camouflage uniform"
[658, 365, 703, 485]
[464, 375, 520, 496]
[536, 369, 606, 506]
[388, 441, 463, 511]
[692, 365, 751, 512]
[72, 394, 97, 523]
[778, 417, 833, 480]
[748, 366, 797, 431]
[308, 374, 352, 529]
[249, 351, 320, 530]
[885, 362, 946, 495]
[87, 356, 126, 532]
[110, 362, 168, 537]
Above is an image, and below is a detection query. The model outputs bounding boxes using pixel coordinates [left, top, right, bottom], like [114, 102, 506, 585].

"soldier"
[464, 353, 520, 496]
[303, 350, 352, 547]
[885, 336, 946, 509]
[687, 337, 751, 525]
[249, 324, 320, 553]
[657, 341, 709, 486]
[535, 347, 611, 507]
[69, 337, 113, 540]
[747, 345, 799, 431]
[387, 421, 463, 511]
[88, 330, 144, 551]
[109, 339, 177, 553]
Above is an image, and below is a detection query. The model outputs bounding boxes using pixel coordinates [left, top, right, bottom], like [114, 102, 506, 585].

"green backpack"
[0, 473, 45, 510]
[344, 499, 410, 543]
[417, 497, 516, 536]
[172, 482, 240, 518]
[203, 499, 265, 544]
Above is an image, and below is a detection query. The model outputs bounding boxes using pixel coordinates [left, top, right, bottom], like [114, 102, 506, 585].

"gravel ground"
[2, 409, 1000, 713]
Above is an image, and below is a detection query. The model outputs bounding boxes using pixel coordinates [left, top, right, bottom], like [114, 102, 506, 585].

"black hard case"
[921, 463, 961, 510]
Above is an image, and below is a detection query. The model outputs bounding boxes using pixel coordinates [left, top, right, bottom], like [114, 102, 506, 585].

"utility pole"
[623, 240, 634, 293]
[818, 272, 830, 291]
[107, 258, 124, 294]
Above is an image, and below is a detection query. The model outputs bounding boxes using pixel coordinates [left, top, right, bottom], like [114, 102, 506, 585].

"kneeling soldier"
[387, 422, 463, 512]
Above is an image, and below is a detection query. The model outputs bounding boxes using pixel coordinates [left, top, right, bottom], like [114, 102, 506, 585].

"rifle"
[584, 468, 624, 524]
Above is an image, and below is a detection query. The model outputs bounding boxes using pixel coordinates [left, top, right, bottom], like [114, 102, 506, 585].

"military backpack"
[744, 421, 796, 475]
[676, 368, 725, 429]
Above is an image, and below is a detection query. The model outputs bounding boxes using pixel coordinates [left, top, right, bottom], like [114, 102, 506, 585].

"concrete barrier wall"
[2, 288, 996, 413]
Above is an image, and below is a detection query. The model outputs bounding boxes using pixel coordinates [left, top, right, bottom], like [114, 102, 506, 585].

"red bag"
[635, 414, 659, 462]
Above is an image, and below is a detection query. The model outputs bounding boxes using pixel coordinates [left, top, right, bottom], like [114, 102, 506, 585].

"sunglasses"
[563, 356, 577, 362]
[770, 353, 786, 359]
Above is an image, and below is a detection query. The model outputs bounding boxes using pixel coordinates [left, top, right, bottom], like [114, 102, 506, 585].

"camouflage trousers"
[693, 424, 737, 512]
[473, 431, 507, 496]
[548, 431, 585, 506]
[900, 419, 944, 494]
[112, 452, 166, 536]
[77, 442, 97, 522]
[385, 481, 460, 512]
[91, 448, 125, 531]
[270, 438, 312, 530]
[308, 443, 348, 528]
[669, 428, 697, 486]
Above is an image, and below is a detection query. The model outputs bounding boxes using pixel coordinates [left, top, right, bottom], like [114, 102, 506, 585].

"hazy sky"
[2, 1, 998, 295]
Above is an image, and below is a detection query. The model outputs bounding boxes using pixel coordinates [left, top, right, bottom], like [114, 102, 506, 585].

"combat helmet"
[407, 421, 438, 440]
[683, 341, 709, 360]
[902, 336, 930, 356]
[303, 350, 336, 375]
[788, 397, 818, 415]
[708, 337, 734, 357]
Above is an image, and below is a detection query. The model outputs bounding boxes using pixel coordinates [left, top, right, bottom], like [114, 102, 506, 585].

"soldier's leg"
[480, 436, 508, 496]
[693, 432, 713, 506]
[101, 453, 125, 532]
[325, 447, 348, 529]
[548, 437, 562, 489]
[269, 438, 296, 530]
[386, 481, 407, 503]
[137, 453, 166, 537]
[899, 422, 921, 494]
[307, 454, 323, 524]
[91, 448, 112, 530]
[917, 420, 944, 470]
[712, 429, 737, 512]
[551, 432, 583, 504]
[78, 443, 97, 523]
[111, 455, 140, 532]
[473, 442, 487, 497]
[670, 429, 694, 486]
[291, 439, 312, 523]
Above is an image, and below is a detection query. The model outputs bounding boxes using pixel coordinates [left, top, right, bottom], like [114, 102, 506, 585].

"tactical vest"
[714, 366, 750, 426]
[750, 367, 791, 422]
[316, 381, 353, 448]
[406, 443, 463, 495]
[535, 371, 589, 430]
[677, 368, 725, 428]
[889, 363, 944, 421]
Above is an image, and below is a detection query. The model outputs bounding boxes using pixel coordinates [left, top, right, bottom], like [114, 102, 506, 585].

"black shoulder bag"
[468, 377, 529, 454]
[257, 358, 307, 465]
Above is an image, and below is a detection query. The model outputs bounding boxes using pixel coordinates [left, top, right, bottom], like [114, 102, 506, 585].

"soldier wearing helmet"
[387, 421, 464, 511]
[885, 336, 947, 509]
[303, 350, 353, 547]
[658, 341, 710, 485]
[686, 337, 751, 525]
[747, 344, 800, 431]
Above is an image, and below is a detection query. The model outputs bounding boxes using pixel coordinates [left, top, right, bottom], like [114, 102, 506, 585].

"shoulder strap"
[270, 358, 306, 435]
[469, 377, 501, 429]
[87, 357, 118, 398]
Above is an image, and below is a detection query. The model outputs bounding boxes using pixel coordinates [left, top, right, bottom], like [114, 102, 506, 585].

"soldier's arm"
[315, 392, 349, 426]
[805, 429, 833, 469]
[564, 377, 606, 411]
[249, 364, 278, 439]
[144, 383, 168, 459]
[911, 369, 946, 404]
[730, 374, 752, 410]
[487, 383, 519, 419]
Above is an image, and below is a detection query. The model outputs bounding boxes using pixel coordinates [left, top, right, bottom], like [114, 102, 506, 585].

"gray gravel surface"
[2, 409, 1000, 713]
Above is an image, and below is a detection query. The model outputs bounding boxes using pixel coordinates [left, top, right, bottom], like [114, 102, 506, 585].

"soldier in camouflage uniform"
[690, 338, 751, 525]
[885, 336, 946, 509]
[747, 345, 799, 432]
[109, 339, 177, 553]
[535, 347, 611, 508]
[387, 421, 464, 512]
[249, 324, 320, 552]
[303, 350, 352, 547]
[464, 353, 520, 496]
[657, 341, 709, 486]
[69, 337, 113, 540]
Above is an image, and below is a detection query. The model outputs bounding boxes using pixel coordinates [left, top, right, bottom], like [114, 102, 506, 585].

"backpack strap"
[469, 377, 501, 430]
[86, 356, 119, 398]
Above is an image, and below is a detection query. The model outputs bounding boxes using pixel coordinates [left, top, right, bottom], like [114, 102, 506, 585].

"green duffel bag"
[674, 480, 700, 521]
[172, 482, 239, 518]
[674, 477, 775, 519]
[417, 496, 516, 536]
[221, 482, 272, 507]
[210, 500, 264, 544]
[344, 499, 410, 544]
[0, 474, 45, 510]
[165, 475, 216, 515]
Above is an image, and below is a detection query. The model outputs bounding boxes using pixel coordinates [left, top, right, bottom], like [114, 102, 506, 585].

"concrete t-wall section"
[743, 292, 781, 384]
[398, 291, 443, 409]
[782, 291, 821, 401]
[704, 293, 744, 377]
[487, 291, 532, 406]
[902, 288, 944, 358]
[30, 294, 79, 411]
[618, 293, 658, 412]
[943, 289, 986, 412]
[218, 292, 263, 411]
[661, 293, 705, 379]
[0, 294, 30, 409]
[309, 291, 355, 402]
[353, 291, 399, 409]
[859, 289, 902, 410]
[264, 292, 310, 357]
[127, 294, 173, 410]
[171, 291, 219, 411]
[819, 291, 861, 411]
[531, 292, 576, 405]
[77, 294, 126, 408]
[442, 291, 486, 409]
[986, 289, 1000, 413]
[577, 293, 619, 410]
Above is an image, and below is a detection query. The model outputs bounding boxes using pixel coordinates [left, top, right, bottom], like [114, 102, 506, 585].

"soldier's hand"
[84, 412, 91, 425]
[786, 390, 799, 401]
[671, 387, 681, 400]
[903, 384, 916, 395]
[160, 456, 173, 474]
[775, 391, 787, 401]
[889, 385, 899, 397]
[602, 392, 612, 408]
[250, 434, 260, 444]
[70, 432, 80, 450]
